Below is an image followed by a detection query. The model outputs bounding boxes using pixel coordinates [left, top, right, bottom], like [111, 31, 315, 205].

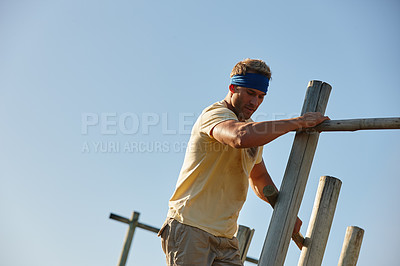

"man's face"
[231, 86, 266, 121]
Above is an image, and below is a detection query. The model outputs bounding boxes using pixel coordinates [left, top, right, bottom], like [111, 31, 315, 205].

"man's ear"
[229, 84, 235, 93]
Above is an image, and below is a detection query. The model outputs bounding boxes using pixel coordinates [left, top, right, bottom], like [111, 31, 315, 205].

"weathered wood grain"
[298, 176, 342, 266]
[338, 226, 364, 266]
[237, 225, 255, 263]
[313, 117, 400, 132]
[258, 80, 331, 266]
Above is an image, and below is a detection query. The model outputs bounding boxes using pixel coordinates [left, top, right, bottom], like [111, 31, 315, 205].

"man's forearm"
[237, 118, 302, 148]
[249, 164, 278, 206]
[212, 112, 329, 149]
[236, 112, 329, 148]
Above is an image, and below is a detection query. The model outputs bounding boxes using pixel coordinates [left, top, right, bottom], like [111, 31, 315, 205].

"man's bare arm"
[212, 112, 329, 148]
[249, 160, 277, 204]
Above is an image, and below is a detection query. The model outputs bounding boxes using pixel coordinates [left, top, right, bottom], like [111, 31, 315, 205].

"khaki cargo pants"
[158, 218, 243, 266]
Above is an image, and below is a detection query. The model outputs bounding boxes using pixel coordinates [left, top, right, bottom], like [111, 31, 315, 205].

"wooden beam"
[237, 225, 255, 263]
[259, 80, 332, 266]
[110, 213, 161, 234]
[338, 226, 365, 266]
[113, 211, 140, 266]
[312, 117, 400, 132]
[245, 256, 259, 264]
[110, 213, 131, 224]
[263, 185, 305, 250]
[298, 176, 342, 266]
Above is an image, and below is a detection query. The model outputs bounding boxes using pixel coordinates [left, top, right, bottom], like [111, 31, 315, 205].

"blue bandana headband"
[230, 73, 269, 93]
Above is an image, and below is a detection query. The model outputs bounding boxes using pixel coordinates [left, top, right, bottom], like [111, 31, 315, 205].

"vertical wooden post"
[237, 225, 255, 263]
[118, 211, 140, 266]
[298, 176, 342, 266]
[259, 80, 331, 266]
[338, 226, 364, 266]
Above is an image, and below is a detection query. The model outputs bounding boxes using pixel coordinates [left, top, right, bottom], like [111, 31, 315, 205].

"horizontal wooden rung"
[313, 117, 400, 132]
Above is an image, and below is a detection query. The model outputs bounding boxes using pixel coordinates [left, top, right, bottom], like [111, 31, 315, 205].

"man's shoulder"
[202, 100, 225, 111]
[193, 101, 237, 134]
[201, 101, 232, 116]
[201, 101, 254, 123]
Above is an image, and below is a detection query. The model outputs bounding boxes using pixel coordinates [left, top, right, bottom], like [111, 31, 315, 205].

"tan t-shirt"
[167, 101, 263, 238]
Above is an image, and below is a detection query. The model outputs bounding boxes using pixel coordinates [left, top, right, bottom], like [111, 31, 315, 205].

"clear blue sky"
[1, 1, 399, 265]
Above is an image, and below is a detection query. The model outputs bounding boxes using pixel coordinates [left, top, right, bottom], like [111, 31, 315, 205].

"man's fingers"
[304, 113, 330, 127]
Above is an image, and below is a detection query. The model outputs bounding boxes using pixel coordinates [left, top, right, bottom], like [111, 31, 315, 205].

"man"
[158, 58, 329, 265]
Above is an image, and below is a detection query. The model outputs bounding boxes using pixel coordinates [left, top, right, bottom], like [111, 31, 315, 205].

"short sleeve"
[199, 104, 237, 137]
[255, 145, 264, 164]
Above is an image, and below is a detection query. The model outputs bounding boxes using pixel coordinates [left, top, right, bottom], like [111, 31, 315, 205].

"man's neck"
[223, 94, 246, 122]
